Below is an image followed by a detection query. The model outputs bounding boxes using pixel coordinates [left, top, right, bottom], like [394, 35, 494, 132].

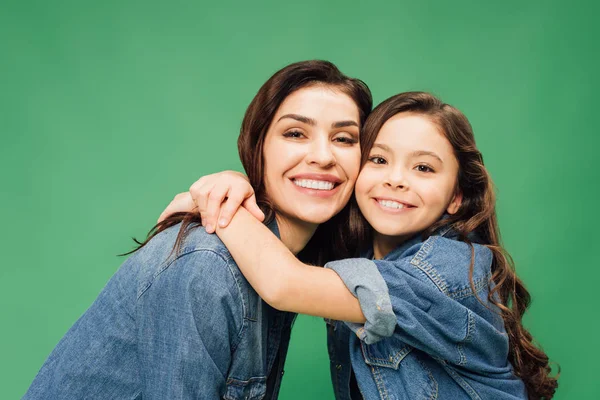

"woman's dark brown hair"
[128, 60, 372, 265]
[352, 91, 558, 399]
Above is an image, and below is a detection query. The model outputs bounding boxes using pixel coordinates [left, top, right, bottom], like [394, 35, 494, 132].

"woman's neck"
[274, 214, 318, 255]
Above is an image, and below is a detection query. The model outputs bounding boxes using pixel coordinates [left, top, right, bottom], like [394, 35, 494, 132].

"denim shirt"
[325, 229, 527, 400]
[24, 220, 295, 400]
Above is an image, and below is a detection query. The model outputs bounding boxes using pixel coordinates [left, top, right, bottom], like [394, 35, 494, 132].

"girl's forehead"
[376, 113, 452, 154]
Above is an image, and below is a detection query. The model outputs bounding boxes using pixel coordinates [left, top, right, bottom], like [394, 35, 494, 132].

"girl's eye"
[368, 156, 387, 165]
[415, 164, 434, 173]
[283, 130, 304, 139]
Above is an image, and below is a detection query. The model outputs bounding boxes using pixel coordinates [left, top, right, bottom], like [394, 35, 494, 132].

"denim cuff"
[325, 258, 396, 344]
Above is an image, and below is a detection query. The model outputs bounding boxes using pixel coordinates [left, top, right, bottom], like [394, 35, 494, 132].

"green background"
[2, 0, 598, 398]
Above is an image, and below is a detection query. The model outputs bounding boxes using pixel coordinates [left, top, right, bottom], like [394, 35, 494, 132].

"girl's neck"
[274, 213, 318, 255]
[372, 232, 410, 259]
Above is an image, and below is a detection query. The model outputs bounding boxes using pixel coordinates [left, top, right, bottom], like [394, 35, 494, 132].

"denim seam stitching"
[456, 309, 475, 366]
[410, 237, 449, 295]
[438, 361, 482, 400]
[417, 357, 439, 400]
[363, 344, 413, 369]
[138, 248, 229, 298]
[137, 248, 247, 351]
[370, 365, 389, 400]
[447, 272, 492, 300]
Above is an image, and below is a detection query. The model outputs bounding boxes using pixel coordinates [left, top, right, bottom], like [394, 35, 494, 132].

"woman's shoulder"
[136, 222, 232, 263]
[127, 223, 237, 293]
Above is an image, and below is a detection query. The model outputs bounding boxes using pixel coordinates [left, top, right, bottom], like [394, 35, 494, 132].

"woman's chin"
[293, 209, 342, 226]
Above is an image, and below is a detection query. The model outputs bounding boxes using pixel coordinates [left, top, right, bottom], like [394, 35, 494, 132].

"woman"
[164, 93, 557, 398]
[24, 60, 372, 400]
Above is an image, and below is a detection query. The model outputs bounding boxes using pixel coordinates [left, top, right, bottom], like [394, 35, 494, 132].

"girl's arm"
[160, 172, 395, 341]
[215, 207, 367, 323]
[157, 170, 264, 229]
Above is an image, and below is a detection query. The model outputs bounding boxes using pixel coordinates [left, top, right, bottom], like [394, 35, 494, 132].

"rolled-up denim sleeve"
[324, 258, 396, 344]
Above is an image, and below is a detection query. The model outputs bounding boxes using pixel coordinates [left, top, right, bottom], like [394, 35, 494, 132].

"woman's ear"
[446, 190, 463, 215]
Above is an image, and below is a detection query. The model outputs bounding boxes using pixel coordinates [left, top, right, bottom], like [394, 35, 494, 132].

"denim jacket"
[24, 220, 295, 400]
[325, 228, 527, 400]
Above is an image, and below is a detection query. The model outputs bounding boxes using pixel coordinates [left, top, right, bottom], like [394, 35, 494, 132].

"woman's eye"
[334, 136, 357, 145]
[415, 164, 434, 173]
[283, 130, 304, 139]
[368, 156, 387, 165]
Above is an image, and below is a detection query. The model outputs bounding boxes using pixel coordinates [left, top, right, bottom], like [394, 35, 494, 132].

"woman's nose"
[306, 137, 336, 168]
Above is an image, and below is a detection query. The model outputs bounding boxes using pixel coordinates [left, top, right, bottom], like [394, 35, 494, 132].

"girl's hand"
[158, 171, 264, 233]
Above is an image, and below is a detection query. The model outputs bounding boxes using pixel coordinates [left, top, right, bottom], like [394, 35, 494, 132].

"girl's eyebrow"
[372, 144, 443, 163]
[372, 143, 391, 152]
[410, 150, 443, 163]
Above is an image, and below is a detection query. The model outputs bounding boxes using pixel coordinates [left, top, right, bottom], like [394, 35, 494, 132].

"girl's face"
[262, 85, 361, 227]
[355, 112, 462, 245]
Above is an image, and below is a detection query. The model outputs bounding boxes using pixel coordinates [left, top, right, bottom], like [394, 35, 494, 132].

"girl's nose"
[384, 167, 408, 190]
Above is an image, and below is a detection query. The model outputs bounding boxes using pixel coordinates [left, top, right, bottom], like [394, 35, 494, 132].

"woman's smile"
[263, 86, 361, 226]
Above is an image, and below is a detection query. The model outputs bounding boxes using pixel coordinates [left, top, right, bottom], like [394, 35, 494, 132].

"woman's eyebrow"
[277, 114, 358, 129]
[277, 114, 316, 125]
[332, 120, 359, 128]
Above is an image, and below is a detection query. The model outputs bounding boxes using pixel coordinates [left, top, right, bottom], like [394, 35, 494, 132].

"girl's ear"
[446, 190, 463, 215]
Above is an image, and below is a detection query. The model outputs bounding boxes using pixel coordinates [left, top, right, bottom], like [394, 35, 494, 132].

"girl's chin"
[368, 220, 415, 238]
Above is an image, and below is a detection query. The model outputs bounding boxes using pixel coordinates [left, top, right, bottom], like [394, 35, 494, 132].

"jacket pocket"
[224, 376, 266, 400]
[361, 338, 439, 400]
[361, 336, 413, 369]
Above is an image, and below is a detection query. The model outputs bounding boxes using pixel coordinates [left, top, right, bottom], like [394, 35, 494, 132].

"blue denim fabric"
[327, 320, 362, 400]
[326, 229, 528, 399]
[24, 220, 295, 400]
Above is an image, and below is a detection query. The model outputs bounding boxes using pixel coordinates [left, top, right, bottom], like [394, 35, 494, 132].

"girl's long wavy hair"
[352, 92, 558, 399]
[126, 60, 372, 265]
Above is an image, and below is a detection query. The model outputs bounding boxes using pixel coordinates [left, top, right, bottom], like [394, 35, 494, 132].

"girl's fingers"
[189, 181, 214, 218]
[217, 190, 248, 229]
[242, 194, 265, 223]
[203, 184, 231, 233]
[157, 192, 195, 223]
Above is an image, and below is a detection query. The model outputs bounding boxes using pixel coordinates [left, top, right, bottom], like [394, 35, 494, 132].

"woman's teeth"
[378, 200, 405, 209]
[293, 179, 335, 190]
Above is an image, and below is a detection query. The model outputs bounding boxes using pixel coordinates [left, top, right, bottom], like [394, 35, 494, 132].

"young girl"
[164, 92, 557, 398]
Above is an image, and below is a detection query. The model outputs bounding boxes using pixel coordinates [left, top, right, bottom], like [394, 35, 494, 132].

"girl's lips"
[372, 198, 416, 213]
[373, 197, 416, 208]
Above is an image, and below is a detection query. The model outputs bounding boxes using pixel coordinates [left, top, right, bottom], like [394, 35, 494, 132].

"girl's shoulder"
[400, 232, 493, 299]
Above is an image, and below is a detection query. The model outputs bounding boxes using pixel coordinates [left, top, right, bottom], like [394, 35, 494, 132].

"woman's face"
[262, 85, 361, 227]
[355, 112, 462, 244]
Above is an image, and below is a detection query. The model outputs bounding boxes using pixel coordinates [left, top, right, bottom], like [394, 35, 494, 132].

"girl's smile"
[372, 197, 417, 213]
[355, 112, 462, 257]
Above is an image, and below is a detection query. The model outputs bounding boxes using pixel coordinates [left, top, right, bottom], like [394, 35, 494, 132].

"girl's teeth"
[378, 200, 405, 209]
[294, 179, 335, 190]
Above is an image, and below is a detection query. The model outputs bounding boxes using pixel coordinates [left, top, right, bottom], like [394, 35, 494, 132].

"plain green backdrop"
[2, 0, 598, 398]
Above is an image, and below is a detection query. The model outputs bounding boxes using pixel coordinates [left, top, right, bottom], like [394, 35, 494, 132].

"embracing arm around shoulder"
[215, 208, 366, 323]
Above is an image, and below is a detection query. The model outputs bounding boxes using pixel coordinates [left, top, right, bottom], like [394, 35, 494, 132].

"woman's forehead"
[274, 86, 359, 124]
